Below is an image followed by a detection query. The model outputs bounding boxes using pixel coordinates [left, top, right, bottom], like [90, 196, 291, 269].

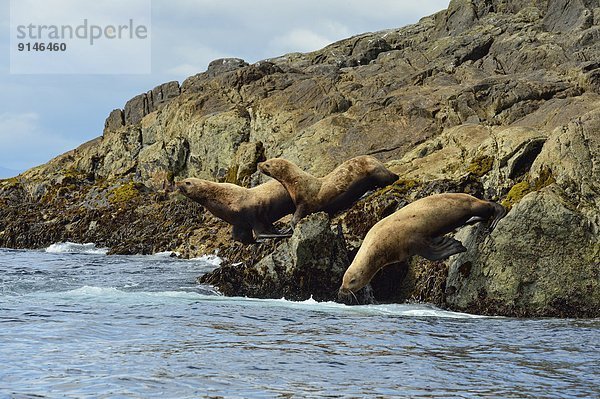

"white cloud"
[269, 29, 335, 55]
[150, 1, 449, 73]
[166, 63, 205, 77]
[162, 43, 234, 79]
[0, 112, 79, 171]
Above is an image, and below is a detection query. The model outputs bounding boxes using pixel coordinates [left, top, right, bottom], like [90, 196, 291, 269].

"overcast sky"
[0, 0, 448, 177]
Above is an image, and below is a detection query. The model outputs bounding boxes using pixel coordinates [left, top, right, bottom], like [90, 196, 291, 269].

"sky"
[0, 0, 449, 178]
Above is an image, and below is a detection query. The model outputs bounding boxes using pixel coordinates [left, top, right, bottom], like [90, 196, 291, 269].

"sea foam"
[153, 250, 181, 258]
[190, 253, 223, 267]
[45, 242, 109, 255]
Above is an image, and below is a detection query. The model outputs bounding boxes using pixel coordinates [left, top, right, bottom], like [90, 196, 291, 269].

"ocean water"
[0, 246, 598, 399]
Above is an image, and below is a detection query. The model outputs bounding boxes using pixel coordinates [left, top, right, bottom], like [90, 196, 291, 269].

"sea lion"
[338, 193, 506, 301]
[176, 178, 294, 244]
[257, 155, 398, 227]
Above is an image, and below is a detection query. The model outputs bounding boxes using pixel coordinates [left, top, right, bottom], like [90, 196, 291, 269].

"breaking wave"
[45, 242, 109, 255]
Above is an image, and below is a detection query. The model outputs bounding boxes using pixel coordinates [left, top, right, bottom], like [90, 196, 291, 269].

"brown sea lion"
[257, 155, 398, 227]
[338, 193, 506, 301]
[176, 178, 294, 244]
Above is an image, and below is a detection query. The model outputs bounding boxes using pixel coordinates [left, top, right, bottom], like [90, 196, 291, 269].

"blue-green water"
[0, 246, 598, 398]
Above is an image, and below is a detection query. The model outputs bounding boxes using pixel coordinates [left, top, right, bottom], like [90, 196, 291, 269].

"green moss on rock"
[0, 177, 21, 189]
[377, 178, 420, 196]
[502, 168, 555, 209]
[393, 178, 419, 193]
[466, 155, 494, 177]
[502, 180, 531, 209]
[63, 168, 84, 179]
[109, 182, 141, 205]
[531, 167, 556, 191]
[224, 165, 239, 184]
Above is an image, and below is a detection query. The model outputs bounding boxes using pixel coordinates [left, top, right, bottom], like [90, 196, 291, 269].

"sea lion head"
[338, 263, 375, 303]
[175, 178, 211, 201]
[257, 158, 293, 180]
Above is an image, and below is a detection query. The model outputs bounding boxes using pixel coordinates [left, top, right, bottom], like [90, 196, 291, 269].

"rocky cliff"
[1, 0, 598, 317]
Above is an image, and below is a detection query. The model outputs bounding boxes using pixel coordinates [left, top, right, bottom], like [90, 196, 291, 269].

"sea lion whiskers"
[337, 286, 359, 305]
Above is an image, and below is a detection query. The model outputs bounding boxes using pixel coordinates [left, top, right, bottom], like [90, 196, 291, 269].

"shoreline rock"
[1, 0, 599, 318]
[199, 213, 355, 302]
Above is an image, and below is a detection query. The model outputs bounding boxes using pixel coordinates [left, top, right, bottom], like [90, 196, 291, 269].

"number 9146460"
[17, 42, 67, 52]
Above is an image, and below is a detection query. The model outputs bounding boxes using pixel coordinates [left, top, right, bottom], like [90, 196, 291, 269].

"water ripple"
[0, 248, 598, 398]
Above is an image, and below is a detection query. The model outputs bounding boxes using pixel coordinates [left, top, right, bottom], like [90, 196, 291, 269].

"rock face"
[445, 108, 600, 317]
[124, 81, 181, 125]
[1, 0, 599, 317]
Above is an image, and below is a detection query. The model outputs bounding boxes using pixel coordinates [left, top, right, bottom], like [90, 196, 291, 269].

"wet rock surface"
[1, 0, 599, 317]
[199, 213, 352, 302]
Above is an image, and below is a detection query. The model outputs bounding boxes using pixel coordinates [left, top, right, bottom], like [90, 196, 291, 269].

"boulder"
[444, 107, 600, 317]
[199, 213, 351, 302]
[149, 81, 181, 111]
[206, 58, 249, 77]
[104, 109, 124, 132]
[225, 141, 266, 187]
[124, 94, 149, 125]
[447, 189, 600, 317]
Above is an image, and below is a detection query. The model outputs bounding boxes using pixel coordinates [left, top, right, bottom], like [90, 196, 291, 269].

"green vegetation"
[502, 167, 555, 209]
[378, 178, 420, 196]
[502, 180, 531, 209]
[531, 167, 556, 191]
[224, 165, 239, 184]
[466, 155, 494, 177]
[0, 177, 21, 189]
[109, 182, 141, 205]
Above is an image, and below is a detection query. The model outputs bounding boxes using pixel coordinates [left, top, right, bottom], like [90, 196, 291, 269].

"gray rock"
[226, 141, 266, 187]
[149, 81, 180, 111]
[435, 0, 480, 36]
[543, 0, 595, 32]
[124, 93, 149, 125]
[104, 109, 124, 132]
[446, 189, 600, 317]
[199, 212, 350, 302]
[442, 107, 600, 317]
[206, 58, 249, 77]
[122, 82, 181, 126]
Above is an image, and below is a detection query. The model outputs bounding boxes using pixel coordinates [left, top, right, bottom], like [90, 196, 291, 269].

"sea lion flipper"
[232, 225, 255, 244]
[488, 202, 507, 231]
[465, 216, 486, 225]
[255, 233, 293, 242]
[279, 226, 293, 235]
[291, 206, 309, 227]
[253, 222, 293, 241]
[419, 236, 467, 261]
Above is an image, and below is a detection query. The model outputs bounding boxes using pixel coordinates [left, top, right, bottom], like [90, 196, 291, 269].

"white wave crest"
[45, 242, 109, 255]
[190, 254, 223, 267]
[153, 251, 181, 258]
[193, 295, 488, 319]
[29, 284, 487, 318]
[47, 285, 221, 304]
